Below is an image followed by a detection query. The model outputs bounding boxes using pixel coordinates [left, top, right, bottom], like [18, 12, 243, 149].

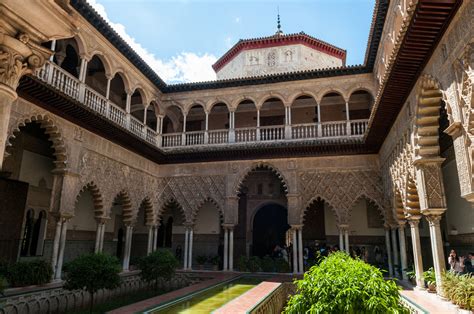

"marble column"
[122, 225, 133, 271]
[223, 227, 229, 271]
[50, 219, 62, 277]
[292, 228, 298, 274]
[408, 217, 424, 289]
[398, 222, 408, 280]
[99, 222, 105, 252]
[94, 222, 102, 253]
[147, 226, 154, 255]
[229, 227, 234, 271]
[153, 226, 158, 252]
[425, 214, 446, 296]
[391, 227, 400, 277]
[183, 227, 189, 270]
[188, 228, 194, 270]
[385, 227, 394, 277]
[344, 229, 350, 254]
[339, 229, 344, 251]
[298, 227, 304, 274]
[54, 218, 69, 280]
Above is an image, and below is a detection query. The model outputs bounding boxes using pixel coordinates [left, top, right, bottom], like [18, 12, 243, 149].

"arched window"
[109, 73, 127, 110]
[20, 209, 34, 256]
[85, 56, 108, 96]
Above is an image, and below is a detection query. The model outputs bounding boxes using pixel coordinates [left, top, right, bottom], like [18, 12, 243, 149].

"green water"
[148, 277, 262, 314]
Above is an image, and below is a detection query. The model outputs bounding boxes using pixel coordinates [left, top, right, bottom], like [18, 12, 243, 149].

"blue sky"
[88, 0, 376, 83]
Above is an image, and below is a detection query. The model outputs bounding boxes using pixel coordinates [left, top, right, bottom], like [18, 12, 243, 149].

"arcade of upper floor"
[1, 0, 464, 163]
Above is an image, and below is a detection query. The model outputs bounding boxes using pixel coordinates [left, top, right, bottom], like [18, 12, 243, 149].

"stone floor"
[399, 281, 460, 313]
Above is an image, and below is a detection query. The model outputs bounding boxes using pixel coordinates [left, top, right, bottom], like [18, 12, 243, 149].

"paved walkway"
[399, 281, 459, 313]
[108, 272, 239, 314]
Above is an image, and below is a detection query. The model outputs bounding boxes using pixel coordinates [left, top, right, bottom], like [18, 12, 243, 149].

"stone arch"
[405, 176, 421, 218]
[75, 182, 105, 218]
[131, 86, 150, 106]
[192, 197, 224, 224]
[110, 70, 132, 94]
[394, 188, 405, 222]
[157, 198, 187, 223]
[73, 33, 88, 57]
[257, 93, 287, 109]
[87, 52, 113, 78]
[288, 91, 318, 106]
[5, 114, 68, 170]
[231, 96, 258, 111]
[347, 193, 387, 224]
[317, 88, 346, 103]
[206, 99, 231, 113]
[114, 190, 134, 225]
[139, 197, 155, 226]
[414, 75, 444, 160]
[184, 100, 206, 115]
[234, 162, 289, 196]
[301, 196, 339, 224]
[347, 87, 375, 101]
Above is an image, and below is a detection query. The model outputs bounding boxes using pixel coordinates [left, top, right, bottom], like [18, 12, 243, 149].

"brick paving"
[107, 272, 238, 314]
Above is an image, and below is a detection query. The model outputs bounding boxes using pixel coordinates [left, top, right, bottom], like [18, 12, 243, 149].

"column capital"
[338, 224, 349, 231]
[95, 216, 110, 224]
[0, 33, 52, 95]
[222, 223, 235, 230]
[424, 214, 443, 226]
[291, 224, 303, 230]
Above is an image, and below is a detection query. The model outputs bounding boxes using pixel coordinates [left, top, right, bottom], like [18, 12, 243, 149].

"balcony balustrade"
[36, 61, 369, 150]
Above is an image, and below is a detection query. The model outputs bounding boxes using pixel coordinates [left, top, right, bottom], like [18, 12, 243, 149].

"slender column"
[345, 101, 351, 135]
[94, 222, 102, 253]
[385, 227, 394, 277]
[188, 228, 194, 270]
[182, 114, 187, 144]
[105, 78, 111, 99]
[153, 226, 158, 251]
[285, 106, 292, 139]
[339, 229, 344, 251]
[50, 218, 63, 279]
[425, 214, 446, 296]
[49, 40, 56, 61]
[256, 109, 260, 141]
[183, 227, 189, 270]
[99, 222, 105, 252]
[391, 227, 400, 277]
[316, 103, 322, 136]
[223, 227, 229, 271]
[398, 222, 408, 280]
[298, 227, 304, 273]
[292, 228, 298, 274]
[79, 58, 88, 83]
[54, 219, 69, 280]
[122, 225, 133, 271]
[147, 226, 153, 254]
[229, 227, 234, 271]
[344, 229, 350, 254]
[408, 218, 424, 288]
[229, 111, 235, 143]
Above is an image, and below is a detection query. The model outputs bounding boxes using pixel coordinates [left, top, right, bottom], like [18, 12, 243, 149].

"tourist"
[374, 246, 382, 266]
[448, 249, 465, 273]
[282, 245, 289, 263]
[464, 253, 474, 274]
[303, 247, 309, 266]
[175, 245, 182, 260]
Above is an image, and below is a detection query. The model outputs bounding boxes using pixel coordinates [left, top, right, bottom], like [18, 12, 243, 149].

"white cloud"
[235, 17, 241, 23]
[86, 0, 217, 83]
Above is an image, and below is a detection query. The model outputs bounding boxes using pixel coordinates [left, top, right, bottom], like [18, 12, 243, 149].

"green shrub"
[0, 276, 7, 294]
[196, 255, 207, 265]
[247, 256, 261, 272]
[209, 255, 220, 266]
[284, 252, 408, 314]
[275, 258, 290, 273]
[138, 249, 178, 291]
[237, 256, 248, 272]
[64, 253, 121, 312]
[442, 271, 474, 310]
[0, 260, 9, 278]
[6, 260, 52, 287]
[423, 267, 436, 286]
[261, 256, 274, 272]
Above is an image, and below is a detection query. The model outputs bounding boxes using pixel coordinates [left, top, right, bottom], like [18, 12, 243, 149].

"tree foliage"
[63, 253, 121, 312]
[284, 252, 408, 314]
[6, 260, 52, 287]
[138, 249, 178, 290]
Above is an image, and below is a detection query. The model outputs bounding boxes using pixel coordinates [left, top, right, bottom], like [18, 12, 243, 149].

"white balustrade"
[185, 131, 205, 146]
[260, 125, 285, 141]
[84, 86, 108, 116]
[208, 129, 229, 144]
[291, 123, 318, 139]
[162, 133, 183, 147]
[350, 119, 369, 136]
[321, 121, 348, 137]
[235, 127, 257, 142]
[35, 61, 369, 150]
[130, 115, 145, 138]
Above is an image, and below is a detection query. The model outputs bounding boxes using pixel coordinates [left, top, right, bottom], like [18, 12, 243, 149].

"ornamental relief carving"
[298, 170, 387, 224]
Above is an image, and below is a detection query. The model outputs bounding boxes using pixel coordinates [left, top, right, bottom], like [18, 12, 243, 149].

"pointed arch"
[157, 198, 187, 223]
[393, 189, 406, 222]
[347, 193, 387, 224]
[234, 162, 289, 196]
[5, 114, 68, 170]
[405, 176, 421, 218]
[191, 197, 224, 223]
[301, 196, 339, 224]
[75, 182, 105, 218]
[114, 190, 134, 225]
[139, 197, 156, 226]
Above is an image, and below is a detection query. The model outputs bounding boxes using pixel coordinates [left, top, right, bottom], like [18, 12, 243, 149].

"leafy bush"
[138, 249, 178, 291]
[284, 252, 408, 314]
[0, 276, 7, 294]
[275, 258, 290, 273]
[0, 260, 9, 278]
[209, 255, 220, 266]
[404, 265, 416, 280]
[442, 271, 474, 310]
[423, 267, 436, 287]
[238, 256, 248, 272]
[64, 253, 121, 312]
[247, 256, 261, 272]
[6, 260, 52, 287]
[261, 256, 274, 272]
[196, 255, 207, 265]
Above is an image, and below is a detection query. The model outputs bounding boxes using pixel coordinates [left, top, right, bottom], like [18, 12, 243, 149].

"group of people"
[448, 250, 474, 274]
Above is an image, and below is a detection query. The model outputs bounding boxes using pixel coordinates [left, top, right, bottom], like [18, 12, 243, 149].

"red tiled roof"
[212, 32, 347, 72]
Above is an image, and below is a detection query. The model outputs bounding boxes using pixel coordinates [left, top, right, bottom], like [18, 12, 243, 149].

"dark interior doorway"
[252, 203, 290, 257]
